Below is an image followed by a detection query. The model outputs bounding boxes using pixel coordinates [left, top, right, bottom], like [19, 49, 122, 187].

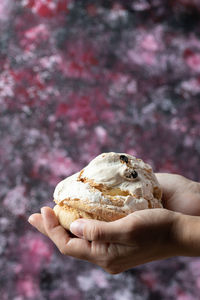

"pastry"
[53, 152, 163, 230]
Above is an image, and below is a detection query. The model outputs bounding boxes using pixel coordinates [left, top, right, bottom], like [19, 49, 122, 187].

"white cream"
[54, 172, 101, 203]
[53, 152, 162, 213]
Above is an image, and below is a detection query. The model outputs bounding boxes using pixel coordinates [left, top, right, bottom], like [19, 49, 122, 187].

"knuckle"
[86, 224, 104, 241]
[125, 221, 140, 241]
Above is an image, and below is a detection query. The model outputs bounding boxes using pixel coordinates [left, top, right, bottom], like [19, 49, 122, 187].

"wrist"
[172, 212, 200, 256]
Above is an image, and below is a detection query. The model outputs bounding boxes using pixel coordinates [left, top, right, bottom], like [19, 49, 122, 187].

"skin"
[28, 173, 200, 274]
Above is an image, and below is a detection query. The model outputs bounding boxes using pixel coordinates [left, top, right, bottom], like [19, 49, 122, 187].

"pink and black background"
[1, 0, 200, 299]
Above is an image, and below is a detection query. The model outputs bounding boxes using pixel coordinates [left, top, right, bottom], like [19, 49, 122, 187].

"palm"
[155, 173, 200, 216]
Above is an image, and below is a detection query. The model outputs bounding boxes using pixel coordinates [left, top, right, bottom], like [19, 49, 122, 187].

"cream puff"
[53, 152, 162, 230]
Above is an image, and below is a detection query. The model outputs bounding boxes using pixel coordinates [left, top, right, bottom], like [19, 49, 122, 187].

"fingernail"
[28, 215, 34, 224]
[41, 207, 46, 216]
[70, 220, 86, 238]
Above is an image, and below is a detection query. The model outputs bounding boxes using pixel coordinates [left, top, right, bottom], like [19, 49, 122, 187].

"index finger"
[41, 207, 94, 261]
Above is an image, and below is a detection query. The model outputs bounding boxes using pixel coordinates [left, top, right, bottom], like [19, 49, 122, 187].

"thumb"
[69, 216, 132, 243]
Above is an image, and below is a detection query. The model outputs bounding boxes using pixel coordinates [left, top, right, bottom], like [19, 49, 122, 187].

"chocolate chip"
[131, 171, 138, 178]
[120, 155, 128, 163]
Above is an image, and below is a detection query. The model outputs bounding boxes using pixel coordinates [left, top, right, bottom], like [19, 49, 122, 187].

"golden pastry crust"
[53, 204, 95, 230]
[53, 199, 127, 230]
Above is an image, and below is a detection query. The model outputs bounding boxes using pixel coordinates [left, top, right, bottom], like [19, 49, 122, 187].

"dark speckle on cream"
[120, 155, 129, 163]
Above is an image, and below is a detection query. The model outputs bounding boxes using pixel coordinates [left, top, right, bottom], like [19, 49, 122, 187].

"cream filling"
[54, 172, 150, 213]
[81, 152, 160, 198]
[53, 152, 162, 214]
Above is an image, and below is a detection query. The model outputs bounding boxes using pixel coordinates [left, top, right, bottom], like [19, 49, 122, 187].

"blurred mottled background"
[1, 0, 200, 299]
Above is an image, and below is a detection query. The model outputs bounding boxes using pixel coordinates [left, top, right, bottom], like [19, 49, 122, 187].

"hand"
[28, 206, 180, 274]
[28, 173, 200, 274]
[155, 173, 200, 215]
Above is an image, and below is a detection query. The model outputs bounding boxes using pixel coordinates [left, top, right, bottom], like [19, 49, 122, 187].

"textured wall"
[1, 1, 200, 299]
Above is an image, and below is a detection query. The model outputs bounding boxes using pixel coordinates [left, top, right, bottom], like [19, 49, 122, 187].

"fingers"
[40, 207, 94, 261]
[28, 213, 48, 236]
[40, 206, 71, 251]
[28, 207, 133, 263]
[70, 215, 135, 244]
[64, 238, 93, 261]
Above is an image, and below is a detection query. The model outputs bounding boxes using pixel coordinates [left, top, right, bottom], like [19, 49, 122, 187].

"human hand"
[155, 173, 200, 215]
[28, 173, 200, 273]
[28, 206, 181, 274]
